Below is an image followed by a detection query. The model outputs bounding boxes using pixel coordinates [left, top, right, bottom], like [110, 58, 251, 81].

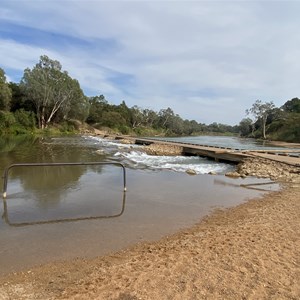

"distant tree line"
[0, 55, 239, 136]
[0, 55, 299, 142]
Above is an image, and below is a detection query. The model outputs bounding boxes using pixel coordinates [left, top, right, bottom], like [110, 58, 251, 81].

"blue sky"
[1, 0, 300, 125]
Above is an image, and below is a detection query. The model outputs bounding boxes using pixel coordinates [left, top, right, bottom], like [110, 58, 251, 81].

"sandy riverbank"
[267, 140, 300, 148]
[0, 181, 299, 300]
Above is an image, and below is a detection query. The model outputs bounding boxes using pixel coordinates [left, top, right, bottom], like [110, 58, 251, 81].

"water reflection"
[2, 162, 126, 227]
[7, 165, 89, 206]
[0, 135, 37, 153]
[0, 135, 107, 172]
[2, 191, 126, 227]
[0, 136, 113, 207]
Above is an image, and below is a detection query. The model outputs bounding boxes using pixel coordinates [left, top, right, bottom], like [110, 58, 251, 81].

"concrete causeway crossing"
[113, 136, 300, 166]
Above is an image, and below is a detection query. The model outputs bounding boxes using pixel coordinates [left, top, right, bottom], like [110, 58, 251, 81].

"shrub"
[14, 109, 36, 129]
[0, 111, 16, 134]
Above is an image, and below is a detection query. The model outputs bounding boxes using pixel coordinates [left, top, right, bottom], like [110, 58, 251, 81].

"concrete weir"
[108, 135, 300, 166]
[134, 138, 250, 163]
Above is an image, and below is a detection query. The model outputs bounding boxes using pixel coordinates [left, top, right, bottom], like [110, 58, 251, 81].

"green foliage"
[118, 125, 130, 135]
[86, 95, 239, 137]
[21, 55, 87, 129]
[58, 121, 76, 133]
[281, 98, 300, 113]
[101, 111, 127, 128]
[0, 68, 12, 111]
[0, 57, 242, 137]
[243, 98, 300, 142]
[117, 101, 131, 125]
[67, 95, 90, 122]
[206, 122, 238, 134]
[0, 111, 16, 130]
[133, 127, 164, 137]
[0, 110, 36, 135]
[14, 109, 36, 129]
[267, 113, 300, 142]
[9, 82, 34, 112]
[239, 118, 252, 137]
[246, 100, 275, 139]
[3, 54, 300, 142]
[86, 95, 108, 124]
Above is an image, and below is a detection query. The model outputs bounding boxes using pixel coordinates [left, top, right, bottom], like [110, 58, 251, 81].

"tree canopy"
[241, 98, 300, 142]
[1, 55, 300, 142]
[246, 100, 275, 139]
[0, 68, 12, 111]
[20, 55, 87, 128]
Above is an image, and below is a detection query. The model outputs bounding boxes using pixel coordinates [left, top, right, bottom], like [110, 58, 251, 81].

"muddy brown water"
[0, 136, 279, 275]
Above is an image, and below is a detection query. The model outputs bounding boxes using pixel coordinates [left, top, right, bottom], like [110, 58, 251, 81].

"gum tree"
[246, 100, 275, 139]
[21, 55, 86, 128]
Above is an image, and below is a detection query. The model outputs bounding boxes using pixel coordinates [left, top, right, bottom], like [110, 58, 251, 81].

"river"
[150, 135, 293, 150]
[0, 135, 279, 275]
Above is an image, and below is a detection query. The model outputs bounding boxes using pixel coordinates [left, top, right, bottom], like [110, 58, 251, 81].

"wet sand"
[0, 182, 299, 300]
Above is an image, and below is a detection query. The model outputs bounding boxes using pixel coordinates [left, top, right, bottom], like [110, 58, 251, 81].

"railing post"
[2, 166, 10, 199]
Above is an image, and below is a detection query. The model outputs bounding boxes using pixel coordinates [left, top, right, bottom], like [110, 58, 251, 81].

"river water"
[151, 135, 289, 150]
[0, 135, 279, 275]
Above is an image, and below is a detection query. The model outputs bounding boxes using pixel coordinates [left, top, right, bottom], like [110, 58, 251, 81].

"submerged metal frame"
[2, 192, 126, 227]
[2, 162, 127, 226]
[2, 161, 127, 199]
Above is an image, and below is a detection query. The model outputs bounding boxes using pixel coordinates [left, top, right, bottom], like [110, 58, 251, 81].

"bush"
[0, 111, 16, 134]
[0, 111, 15, 127]
[14, 109, 36, 129]
[118, 125, 130, 135]
[58, 121, 76, 133]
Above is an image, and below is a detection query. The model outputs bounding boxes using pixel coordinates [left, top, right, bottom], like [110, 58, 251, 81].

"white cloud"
[0, 39, 55, 70]
[1, 0, 300, 124]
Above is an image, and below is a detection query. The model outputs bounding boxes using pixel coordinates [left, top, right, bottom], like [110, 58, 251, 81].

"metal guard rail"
[2, 192, 126, 227]
[2, 162, 127, 199]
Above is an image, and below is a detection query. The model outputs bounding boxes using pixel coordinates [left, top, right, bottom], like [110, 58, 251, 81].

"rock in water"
[186, 169, 197, 175]
[208, 171, 217, 175]
[96, 149, 105, 155]
[225, 171, 240, 178]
